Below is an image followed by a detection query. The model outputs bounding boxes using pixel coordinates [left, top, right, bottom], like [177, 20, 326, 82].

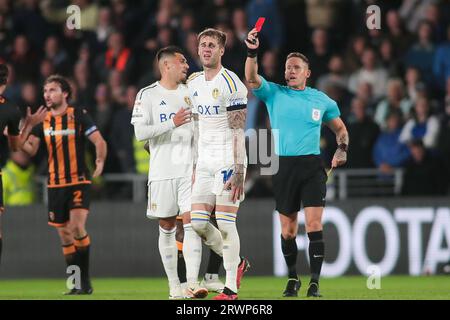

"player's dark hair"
[286, 52, 309, 66]
[44, 74, 72, 100]
[197, 28, 227, 48]
[156, 46, 185, 62]
[0, 63, 8, 85]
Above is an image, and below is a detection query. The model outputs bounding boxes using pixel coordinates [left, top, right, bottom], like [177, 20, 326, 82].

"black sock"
[0, 237, 2, 266]
[206, 248, 223, 274]
[308, 231, 324, 284]
[177, 250, 187, 283]
[281, 235, 298, 279]
[75, 235, 91, 287]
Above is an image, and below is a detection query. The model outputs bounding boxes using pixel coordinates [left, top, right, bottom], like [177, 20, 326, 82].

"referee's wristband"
[245, 39, 258, 58]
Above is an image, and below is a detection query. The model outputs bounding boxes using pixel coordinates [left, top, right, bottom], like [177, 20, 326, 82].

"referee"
[245, 29, 349, 298]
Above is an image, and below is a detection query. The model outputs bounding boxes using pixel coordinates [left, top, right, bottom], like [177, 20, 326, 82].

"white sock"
[217, 220, 240, 293]
[191, 216, 223, 256]
[183, 223, 202, 285]
[158, 226, 179, 285]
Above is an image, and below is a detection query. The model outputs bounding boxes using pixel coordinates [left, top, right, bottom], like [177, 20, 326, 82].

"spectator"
[260, 50, 282, 84]
[109, 85, 137, 173]
[373, 110, 410, 174]
[399, 97, 440, 149]
[344, 35, 366, 73]
[346, 97, 380, 168]
[379, 38, 402, 77]
[44, 35, 70, 75]
[1, 150, 36, 206]
[246, 0, 284, 51]
[348, 47, 388, 99]
[232, 7, 248, 43]
[404, 20, 436, 86]
[433, 25, 450, 92]
[307, 28, 332, 86]
[18, 82, 39, 113]
[95, 31, 135, 84]
[374, 78, 412, 130]
[38, 58, 55, 88]
[385, 9, 413, 57]
[9, 35, 38, 82]
[222, 27, 246, 77]
[95, 6, 114, 51]
[404, 66, 424, 103]
[401, 139, 445, 195]
[317, 54, 349, 93]
[12, 0, 49, 49]
[73, 61, 95, 111]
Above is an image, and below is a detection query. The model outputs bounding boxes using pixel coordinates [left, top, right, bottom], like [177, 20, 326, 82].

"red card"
[255, 17, 265, 32]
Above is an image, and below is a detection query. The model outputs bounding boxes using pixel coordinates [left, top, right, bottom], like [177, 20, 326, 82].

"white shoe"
[169, 284, 183, 300]
[185, 282, 208, 299]
[200, 274, 224, 293]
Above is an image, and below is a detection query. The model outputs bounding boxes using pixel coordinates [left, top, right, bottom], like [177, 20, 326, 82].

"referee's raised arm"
[244, 28, 262, 89]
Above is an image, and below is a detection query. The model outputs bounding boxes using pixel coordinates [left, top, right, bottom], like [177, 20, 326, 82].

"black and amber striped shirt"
[32, 106, 98, 188]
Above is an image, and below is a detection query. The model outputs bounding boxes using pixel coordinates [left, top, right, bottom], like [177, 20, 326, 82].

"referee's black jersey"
[31, 106, 98, 188]
[0, 95, 21, 166]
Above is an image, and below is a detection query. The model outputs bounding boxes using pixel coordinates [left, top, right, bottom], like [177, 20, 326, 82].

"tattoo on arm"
[227, 109, 247, 186]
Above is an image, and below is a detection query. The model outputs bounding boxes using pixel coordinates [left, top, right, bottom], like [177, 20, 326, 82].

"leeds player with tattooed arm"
[189, 28, 250, 300]
[245, 28, 348, 298]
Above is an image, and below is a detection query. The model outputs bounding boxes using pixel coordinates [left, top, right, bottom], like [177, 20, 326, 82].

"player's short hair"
[44, 74, 72, 100]
[286, 52, 309, 66]
[156, 46, 185, 62]
[197, 28, 227, 48]
[0, 63, 8, 85]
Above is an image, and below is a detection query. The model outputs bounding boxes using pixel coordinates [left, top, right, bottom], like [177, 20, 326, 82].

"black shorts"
[272, 155, 327, 214]
[47, 183, 91, 227]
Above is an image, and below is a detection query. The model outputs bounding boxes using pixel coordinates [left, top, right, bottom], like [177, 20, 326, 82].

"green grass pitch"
[0, 276, 449, 300]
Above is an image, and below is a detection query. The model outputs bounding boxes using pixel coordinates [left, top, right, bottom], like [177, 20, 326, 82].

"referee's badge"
[212, 88, 220, 99]
[312, 108, 321, 121]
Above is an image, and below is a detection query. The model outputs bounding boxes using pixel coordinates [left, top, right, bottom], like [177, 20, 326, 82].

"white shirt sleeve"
[131, 89, 175, 141]
[224, 76, 248, 111]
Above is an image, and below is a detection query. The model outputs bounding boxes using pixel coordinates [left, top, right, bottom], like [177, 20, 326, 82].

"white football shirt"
[188, 67, 248, 165]
[131, 82, 193, 181]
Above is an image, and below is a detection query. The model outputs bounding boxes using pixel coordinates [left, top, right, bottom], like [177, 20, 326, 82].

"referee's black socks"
[281, 235, 298, 279]
[308, 231, 324, 284]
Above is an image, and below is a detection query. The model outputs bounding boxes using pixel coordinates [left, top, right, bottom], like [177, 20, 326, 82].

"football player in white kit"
[131, 46, 207, 299]
[189, 28, 250, 300]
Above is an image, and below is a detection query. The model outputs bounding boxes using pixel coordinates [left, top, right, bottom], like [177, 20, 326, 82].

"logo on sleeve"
[312, 108, 321, 121]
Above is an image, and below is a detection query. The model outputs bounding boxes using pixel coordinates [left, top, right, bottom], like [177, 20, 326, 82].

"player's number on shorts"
[221, 169, 233, 184]
[73, 190, 83, 203]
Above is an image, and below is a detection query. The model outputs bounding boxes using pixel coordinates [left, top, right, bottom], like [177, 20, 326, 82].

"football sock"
[308, 231, 324, 284]
[158, 226, 179, 285]
[281, 235, 298, 279]
[74, 234, 91, 287]
[216, 219, 240, 293]
[182, 223, 202, 285]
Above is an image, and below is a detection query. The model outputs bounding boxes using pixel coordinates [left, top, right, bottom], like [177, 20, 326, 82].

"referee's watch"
[338, 143, 348, 152]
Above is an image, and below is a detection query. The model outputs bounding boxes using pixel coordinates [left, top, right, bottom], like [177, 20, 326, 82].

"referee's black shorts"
[272, 155, 327, 215]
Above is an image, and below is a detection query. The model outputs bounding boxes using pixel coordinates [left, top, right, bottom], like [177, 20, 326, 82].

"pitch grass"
[0, 276, 449, 300]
